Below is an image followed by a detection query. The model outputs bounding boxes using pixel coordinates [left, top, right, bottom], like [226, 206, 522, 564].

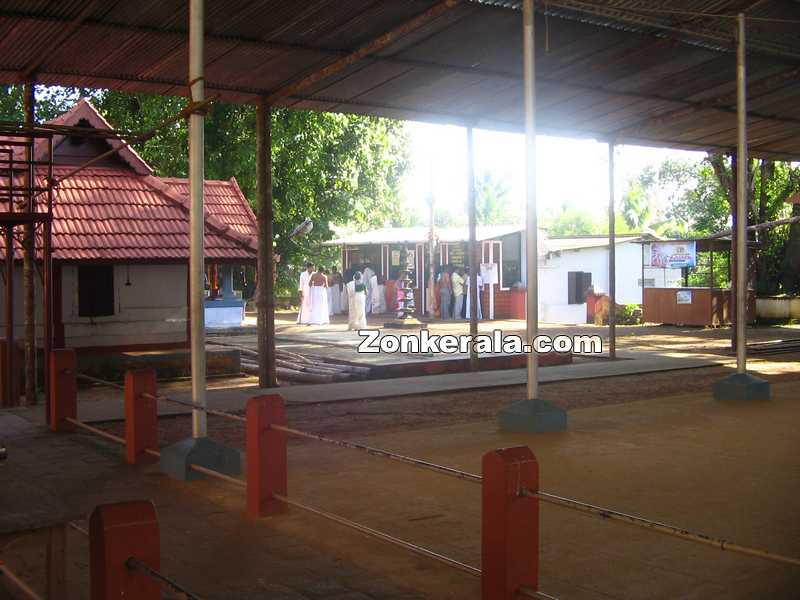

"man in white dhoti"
[374, 275, 386, 314]
[324, 268, 335, 316]
[362, 264, 375, 314]
[465, 266, 483, 320]
[328, 266, 342, 315]
[308, 267, 330, 325]
[296, 262, 314, 324]
[346, 272, 368, 330]
[369, 272, 381, 314]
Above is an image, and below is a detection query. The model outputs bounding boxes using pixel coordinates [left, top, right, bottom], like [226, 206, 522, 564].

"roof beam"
[265, 0, 462, 104]
[609, 65, 800, 137]
[19, 0, 101, 80]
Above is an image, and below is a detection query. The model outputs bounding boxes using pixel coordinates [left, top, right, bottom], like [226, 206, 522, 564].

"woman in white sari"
[308, 267, 330, 325]
[346, 272, 368, 330]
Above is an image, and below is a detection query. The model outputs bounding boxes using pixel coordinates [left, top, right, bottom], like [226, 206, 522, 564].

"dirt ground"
[93, 351, 800, 447]
[4, 343, 799, 599]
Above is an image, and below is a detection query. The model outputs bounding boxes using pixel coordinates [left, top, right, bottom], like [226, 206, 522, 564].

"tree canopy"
[0, 85, 410, 294]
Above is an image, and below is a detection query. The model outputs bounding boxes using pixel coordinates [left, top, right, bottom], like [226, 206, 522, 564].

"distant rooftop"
[327, 224, 528, 246]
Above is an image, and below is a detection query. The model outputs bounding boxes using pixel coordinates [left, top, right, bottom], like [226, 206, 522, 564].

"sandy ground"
[10, 373, 798, 600]
[2, 348, 799, 599]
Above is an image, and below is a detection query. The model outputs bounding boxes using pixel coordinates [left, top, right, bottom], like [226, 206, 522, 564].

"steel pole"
[256, 98, 277, 388]
[467, 126, 478, 369]
[5, 226, 15, 407]
[608, 142, 616, 359]
[735, 13, 747, 374]
[189, 0, 207, 437]
[523, 0, 538, 400]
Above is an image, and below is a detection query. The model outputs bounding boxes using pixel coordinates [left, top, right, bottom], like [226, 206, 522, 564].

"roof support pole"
[712, 14, 769, 401]
[607, 142, 616, 360]
[523, 0, 538, 403]
[23, 81, 36, 405]
[4, 226, 16, 407]
[159, 0, 242, 481]
[189, 0, 207, 437]
[735, 15, 747, 377]
[466, 126, 478, 370]
[497, 0, 567, 433]
[256, 98, 277, 388]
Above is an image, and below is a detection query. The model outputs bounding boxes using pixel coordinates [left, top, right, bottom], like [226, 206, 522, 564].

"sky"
[401, 120, 707, 226]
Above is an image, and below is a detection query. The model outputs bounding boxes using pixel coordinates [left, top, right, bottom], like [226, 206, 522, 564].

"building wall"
[60, 263, 188, 348]
[536, 242, 682, 324]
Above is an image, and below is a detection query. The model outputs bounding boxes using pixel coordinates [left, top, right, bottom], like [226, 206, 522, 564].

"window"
[78, 265, 115, 317]
[567, 271, 592, 304]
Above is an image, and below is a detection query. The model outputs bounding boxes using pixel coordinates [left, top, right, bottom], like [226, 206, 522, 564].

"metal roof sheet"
[327, 224, 527, 245]
[0, 1, 798, 158]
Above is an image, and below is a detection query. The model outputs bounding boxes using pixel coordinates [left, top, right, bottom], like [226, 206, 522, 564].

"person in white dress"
[374, 275, 386, 314]
[369, 272, 381, 314]
[296, 262, 314, 324]
[330, 266, 343, 315]
[346, 272, 368, 330]
[325, 268, 336, 316]
[362, 264, 375, 314]
[308, 267, 330, 325]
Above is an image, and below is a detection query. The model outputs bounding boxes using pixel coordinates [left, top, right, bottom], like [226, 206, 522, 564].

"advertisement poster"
[651, 241, 696, 269]
[480, 262, 499, 285]
[391, 250, 401, 266]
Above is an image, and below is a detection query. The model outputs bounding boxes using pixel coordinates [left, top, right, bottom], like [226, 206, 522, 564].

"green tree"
[2, 86, 410, 295]
[541, 205, 606, 236]
[475, 171, 517, 225]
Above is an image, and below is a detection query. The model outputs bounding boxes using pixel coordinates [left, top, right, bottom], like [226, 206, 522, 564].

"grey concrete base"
[498, 399, 568, 433]
[713, 372, 771, 401]
[160, 437, 242, 482]
[383, 318, 428, 330]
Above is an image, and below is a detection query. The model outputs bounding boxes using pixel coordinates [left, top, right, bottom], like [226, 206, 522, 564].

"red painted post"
[246, 394, 287, 518]
[89, 500, 160, 600]
[124, 369, 158, 465]
[482, 446, 539, 600]
[49, 349, 76, 432]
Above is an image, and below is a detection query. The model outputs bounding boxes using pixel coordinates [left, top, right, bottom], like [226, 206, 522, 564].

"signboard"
[651, 241, 696, 269]
[480, 262, 498, 285]
[448, 244, 465, 266]
[391, 250, 401, 266]
[676, 290, 692, 305]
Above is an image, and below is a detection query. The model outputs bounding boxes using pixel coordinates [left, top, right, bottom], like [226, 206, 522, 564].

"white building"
[538, 235, 682, 324]
[329, 226, 682, 324]
[0, 99, 258, 350]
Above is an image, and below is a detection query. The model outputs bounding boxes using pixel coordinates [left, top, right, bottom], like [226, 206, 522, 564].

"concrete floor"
[2, 377, 799, 599]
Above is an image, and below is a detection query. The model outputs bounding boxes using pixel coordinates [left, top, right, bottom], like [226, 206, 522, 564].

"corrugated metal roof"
[0, 1, 798, 158]
[544, 233, 651, 252]
[327, 224, 527, 245]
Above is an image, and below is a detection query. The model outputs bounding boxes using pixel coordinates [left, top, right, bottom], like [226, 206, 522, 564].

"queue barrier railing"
[51, 348, 800, 600]
[0, 500, 202, 600]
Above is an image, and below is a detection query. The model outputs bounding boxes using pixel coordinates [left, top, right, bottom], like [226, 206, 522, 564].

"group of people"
[296, 261, 484, 328]
[296, 261, 386, 329]
[434, 264, 483, 320]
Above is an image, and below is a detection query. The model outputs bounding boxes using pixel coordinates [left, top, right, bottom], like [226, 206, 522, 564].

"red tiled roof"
[7, 166, 257, 262]
[1, 99, 257, 263]
[161, 177, 258, 242]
